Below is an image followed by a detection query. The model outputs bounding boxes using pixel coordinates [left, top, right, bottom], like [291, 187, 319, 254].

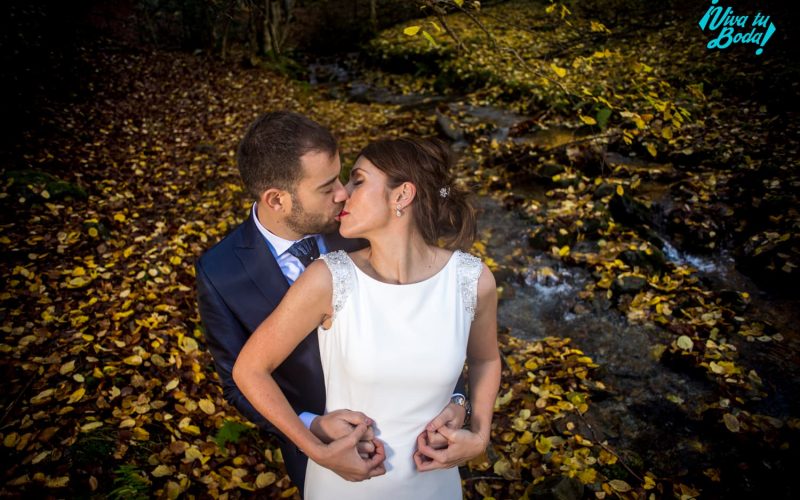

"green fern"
[109, 465, 150, 500]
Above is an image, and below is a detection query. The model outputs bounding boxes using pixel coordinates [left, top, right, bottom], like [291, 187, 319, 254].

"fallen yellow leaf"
[67, 387, 85, 404]
[255, 471, 277, 489]
[198, 399, 216, 415]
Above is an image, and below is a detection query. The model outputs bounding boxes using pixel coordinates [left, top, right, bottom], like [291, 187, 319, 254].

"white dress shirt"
[252, 203, 328, 284]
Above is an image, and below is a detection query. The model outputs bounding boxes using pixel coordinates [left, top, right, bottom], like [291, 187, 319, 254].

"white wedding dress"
[303, 250, 483, 500]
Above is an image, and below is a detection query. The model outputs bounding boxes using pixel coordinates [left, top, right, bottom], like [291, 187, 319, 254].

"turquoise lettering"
[707, 27, 734, 49]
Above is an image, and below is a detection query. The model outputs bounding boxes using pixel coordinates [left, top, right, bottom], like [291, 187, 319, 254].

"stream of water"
[307, 57, 800, 496]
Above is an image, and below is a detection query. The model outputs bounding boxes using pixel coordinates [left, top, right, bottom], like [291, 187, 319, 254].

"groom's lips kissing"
[336, 210, 349, 221]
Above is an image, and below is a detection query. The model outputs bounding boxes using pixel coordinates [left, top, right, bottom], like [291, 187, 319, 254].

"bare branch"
[459, 7, 497, 50]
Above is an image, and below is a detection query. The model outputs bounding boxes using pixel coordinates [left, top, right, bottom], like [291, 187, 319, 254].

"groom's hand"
[423, 402, 466, 449]
[310, 410, 377, 457]
[312, 423, 386, 482]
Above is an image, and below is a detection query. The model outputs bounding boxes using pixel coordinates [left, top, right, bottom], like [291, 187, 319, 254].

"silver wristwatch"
[451, 395, 472, 426]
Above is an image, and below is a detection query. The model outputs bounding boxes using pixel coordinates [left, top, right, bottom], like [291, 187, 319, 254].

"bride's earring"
[395, 204, 402, 217]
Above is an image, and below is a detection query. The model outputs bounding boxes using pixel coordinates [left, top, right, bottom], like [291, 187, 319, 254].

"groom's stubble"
[284, 191, 342, 237]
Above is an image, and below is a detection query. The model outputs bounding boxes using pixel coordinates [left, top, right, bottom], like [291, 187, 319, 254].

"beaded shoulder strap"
[456, 251, 483, 322]
[319, 250, 355, 317]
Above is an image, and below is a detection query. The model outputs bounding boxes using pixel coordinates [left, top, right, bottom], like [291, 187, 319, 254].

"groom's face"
[284, 150, 347, 236]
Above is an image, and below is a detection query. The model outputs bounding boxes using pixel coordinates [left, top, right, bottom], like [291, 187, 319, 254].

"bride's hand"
[423, 402, 466, 449]
[413, 425, 488, 472]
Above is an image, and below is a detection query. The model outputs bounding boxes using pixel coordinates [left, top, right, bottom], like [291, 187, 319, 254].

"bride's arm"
[464, 264, 501, 445]
[414, 264, 500, 470]
[232, 260, 385, 481]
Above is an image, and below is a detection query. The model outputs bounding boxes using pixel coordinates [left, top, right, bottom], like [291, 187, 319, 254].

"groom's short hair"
[237, 111, 338, 199]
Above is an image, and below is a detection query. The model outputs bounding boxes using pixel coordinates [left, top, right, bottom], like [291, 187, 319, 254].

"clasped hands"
[308, 403, 480, 482]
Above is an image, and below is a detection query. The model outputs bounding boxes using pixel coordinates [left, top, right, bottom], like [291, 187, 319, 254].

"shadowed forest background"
[1, 0, 799, 498]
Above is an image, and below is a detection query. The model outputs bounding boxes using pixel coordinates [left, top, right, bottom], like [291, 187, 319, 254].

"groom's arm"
[196, 261, 276, 433]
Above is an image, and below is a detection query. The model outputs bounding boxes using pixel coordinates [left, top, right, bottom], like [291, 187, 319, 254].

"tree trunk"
[250, 2, 266, 56]
[370, 0, 378, 33]
[263, 0, 275, 52]
[261, 0, 294, 57]
[218, 0, 236, 61]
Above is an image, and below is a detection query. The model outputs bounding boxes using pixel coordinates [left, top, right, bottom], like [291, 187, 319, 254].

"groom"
[196, 111, 466, 494]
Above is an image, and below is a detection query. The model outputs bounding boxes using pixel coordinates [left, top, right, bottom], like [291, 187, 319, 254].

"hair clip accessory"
[439, 186, 450, 199]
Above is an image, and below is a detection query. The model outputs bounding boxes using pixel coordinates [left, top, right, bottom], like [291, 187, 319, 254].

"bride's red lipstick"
[336, 210, 349, 220]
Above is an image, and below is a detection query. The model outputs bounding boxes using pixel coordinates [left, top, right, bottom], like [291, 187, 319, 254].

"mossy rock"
[4, 169, 87, 202]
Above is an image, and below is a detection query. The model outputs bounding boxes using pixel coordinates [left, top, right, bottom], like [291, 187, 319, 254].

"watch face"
[452, 395, 466, 406]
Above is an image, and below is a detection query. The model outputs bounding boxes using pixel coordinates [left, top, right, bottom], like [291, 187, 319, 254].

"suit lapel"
[234, 212, 290, 312]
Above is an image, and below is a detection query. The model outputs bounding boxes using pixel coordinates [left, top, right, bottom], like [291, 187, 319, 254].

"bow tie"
[287, 237, 320, 268]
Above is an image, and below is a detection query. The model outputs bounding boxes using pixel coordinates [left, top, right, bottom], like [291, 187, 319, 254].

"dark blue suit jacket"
[195, 212, 365, 490]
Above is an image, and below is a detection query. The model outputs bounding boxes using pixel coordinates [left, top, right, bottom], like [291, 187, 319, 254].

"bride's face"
[339, 157, 394, 239]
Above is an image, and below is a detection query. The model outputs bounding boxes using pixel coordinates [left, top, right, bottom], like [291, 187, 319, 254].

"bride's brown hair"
[358, 137, 476, 251]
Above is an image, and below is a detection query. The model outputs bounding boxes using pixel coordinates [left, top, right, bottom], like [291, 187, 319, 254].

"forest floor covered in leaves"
[2, 1, 799, 499]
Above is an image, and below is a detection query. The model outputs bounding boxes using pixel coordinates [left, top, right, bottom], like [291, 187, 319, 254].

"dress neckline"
[348, 250, 459, 287]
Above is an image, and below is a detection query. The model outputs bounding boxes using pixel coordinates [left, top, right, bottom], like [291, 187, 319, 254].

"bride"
[233, 137, 500, 498]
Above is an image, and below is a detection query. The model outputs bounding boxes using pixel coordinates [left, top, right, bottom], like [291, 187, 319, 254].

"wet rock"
[534, 162, 567, 180]
[580, 207, 611, 240]
[581, 218, 610, 240]
[552, 176, 582, 189]
[665, 207, 721, 254]
[639, 227, 667, 251]
[736, 237, 800, 295]
[718, 289, 749, 313]
[566, 141, 604, 176]
[435, 110, 464, 142]
[593, 182, 617, 199]
[609, 193, 653, 228]
[608, 194, 669, 249]
[527, 475, 584, 500]
[613, 274, 648, 294]
[528, 229, 552, 251]
[618, 248, 668, 276]
[396, 95, 450, 112]
[494, 266, 519, 285]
